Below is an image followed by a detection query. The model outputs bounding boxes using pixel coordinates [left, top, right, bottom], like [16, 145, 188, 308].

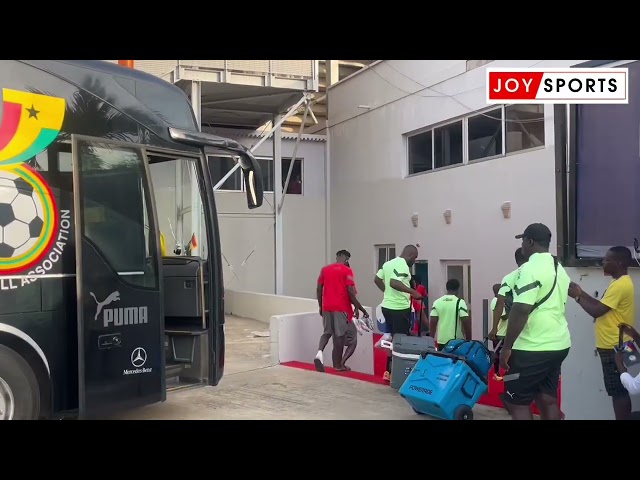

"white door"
[443, 261, 471, 308]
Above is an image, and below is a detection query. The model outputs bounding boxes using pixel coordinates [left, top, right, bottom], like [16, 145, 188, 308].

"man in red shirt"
[315, 250, 369, 372]
[411, 275, 428, 335]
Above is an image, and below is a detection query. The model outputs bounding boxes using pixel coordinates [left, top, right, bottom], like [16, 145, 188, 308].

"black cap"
[515, 223, 552, 242]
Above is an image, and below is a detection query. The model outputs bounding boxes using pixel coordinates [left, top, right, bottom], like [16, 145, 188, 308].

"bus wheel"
[0, 345, 40, 420]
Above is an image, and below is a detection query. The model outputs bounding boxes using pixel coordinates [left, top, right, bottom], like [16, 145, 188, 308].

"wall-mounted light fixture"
[443, 209, 452, 225]
[501, 201, 512, 219]
[357, 105, 371, 109]
[411, 213, 419, 228]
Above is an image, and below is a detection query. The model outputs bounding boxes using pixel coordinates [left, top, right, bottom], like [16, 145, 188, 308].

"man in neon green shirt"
[500, 223, 571, 421]
[490, 283, 506, 379]
[429, 279, 471, 348]
[374, 244, 422, 381]
[490, 247, 527, 380]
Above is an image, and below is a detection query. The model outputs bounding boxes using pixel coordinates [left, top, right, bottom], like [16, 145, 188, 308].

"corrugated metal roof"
[206, 127, 327, 143]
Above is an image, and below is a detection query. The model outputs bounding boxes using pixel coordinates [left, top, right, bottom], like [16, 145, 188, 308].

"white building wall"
[327, 59, 587, 337]
[205, 129, 327, 299]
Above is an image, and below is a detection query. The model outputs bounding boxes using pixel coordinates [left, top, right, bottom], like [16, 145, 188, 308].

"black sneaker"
[314, 357, 325, 373]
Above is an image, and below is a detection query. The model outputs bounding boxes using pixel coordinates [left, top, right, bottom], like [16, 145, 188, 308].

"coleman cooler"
[390, 334, 436, 390]
[399, 350, 488, 420]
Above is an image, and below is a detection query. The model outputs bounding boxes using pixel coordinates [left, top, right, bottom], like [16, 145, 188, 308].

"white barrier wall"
[224, 289, 376, 375]
[224, 289, 318, 324]
[270, 308, 374, 375]
[563, 266, 640, 420]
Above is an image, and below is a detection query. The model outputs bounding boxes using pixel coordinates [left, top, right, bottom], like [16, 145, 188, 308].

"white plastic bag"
[352, 316, 373, 335]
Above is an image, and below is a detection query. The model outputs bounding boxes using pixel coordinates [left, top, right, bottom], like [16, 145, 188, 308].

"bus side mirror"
[239, 153, 264, 209]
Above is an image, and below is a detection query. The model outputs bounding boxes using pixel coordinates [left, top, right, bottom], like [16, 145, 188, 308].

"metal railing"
[104, 60, 317, 83]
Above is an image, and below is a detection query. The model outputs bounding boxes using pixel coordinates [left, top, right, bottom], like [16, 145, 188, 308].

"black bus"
[0, 60, 264, 419]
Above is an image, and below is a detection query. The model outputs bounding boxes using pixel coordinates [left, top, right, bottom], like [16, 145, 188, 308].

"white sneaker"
[314, 351, 325, 372]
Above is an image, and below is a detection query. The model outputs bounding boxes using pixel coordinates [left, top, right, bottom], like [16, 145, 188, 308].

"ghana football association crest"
[0, 88, 71, 289]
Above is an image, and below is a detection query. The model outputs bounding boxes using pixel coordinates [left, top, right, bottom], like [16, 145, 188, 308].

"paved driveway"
[111, 316, 509, 420]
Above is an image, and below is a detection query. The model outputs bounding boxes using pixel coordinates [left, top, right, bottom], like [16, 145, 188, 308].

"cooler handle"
[420, 349, 463, 363]
[459, 374, 475, 399]
[446, 338, 492, 358]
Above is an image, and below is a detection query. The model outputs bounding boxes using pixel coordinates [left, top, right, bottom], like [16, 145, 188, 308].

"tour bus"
[0, 60, 264, 419]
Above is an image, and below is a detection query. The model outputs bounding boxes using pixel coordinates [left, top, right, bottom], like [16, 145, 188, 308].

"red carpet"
[283, 335, 562, 415]
[373, 334, 388, 377]
[281, 361, 389, 385]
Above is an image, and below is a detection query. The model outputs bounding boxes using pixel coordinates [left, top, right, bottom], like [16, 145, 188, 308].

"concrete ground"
[111, 316, 509, 420]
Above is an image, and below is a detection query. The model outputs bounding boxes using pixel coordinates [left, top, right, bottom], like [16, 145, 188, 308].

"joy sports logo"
[0, 88, 66, 277]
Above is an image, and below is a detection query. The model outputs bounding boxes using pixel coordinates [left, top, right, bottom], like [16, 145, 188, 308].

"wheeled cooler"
[398, 349, 488, 420]
[390, 334, 436, 390]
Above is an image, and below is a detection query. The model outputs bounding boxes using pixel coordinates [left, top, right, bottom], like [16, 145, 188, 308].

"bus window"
[58, 152, 73, 172]
[75, 140, 158, 289]
[148, 155, 209, 260]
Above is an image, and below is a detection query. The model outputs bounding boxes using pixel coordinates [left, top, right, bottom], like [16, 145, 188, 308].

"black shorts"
[598, 348, 629, 398]
[503, 348, 569, 406]
[381, 307, 411, 336]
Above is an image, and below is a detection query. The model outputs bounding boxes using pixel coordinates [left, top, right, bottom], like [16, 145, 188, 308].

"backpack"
[442, 339, 493, 379]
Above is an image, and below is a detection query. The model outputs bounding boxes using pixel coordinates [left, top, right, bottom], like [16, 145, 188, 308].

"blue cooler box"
[399, 350, 488, 420]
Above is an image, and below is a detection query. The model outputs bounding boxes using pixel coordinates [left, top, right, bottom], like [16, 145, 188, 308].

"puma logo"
[90, 291, 121, 321]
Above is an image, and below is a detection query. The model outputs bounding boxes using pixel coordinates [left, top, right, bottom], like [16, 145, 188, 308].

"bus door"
[72, 135, 164, 418]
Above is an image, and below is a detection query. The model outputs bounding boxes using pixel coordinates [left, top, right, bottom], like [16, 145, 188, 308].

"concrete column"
[325, 60, 340, 87]
[273, 115, 284, 295]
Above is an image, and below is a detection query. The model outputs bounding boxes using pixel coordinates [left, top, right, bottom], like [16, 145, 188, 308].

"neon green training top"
[511, 252, 571, 352]
[496, 268, 520, 337]
[430, 294, 468, 344]
[490, 296, 507, 337]
[376, 257, 411, 310]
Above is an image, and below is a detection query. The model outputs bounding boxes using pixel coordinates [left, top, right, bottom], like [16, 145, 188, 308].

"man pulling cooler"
[501, 223, 571, 421]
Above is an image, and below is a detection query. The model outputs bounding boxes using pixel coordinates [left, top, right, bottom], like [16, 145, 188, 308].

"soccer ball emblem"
[0, 170, 46, 258]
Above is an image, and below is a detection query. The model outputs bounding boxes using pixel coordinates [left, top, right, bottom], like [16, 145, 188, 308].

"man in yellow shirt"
[568, 246, 636, 420]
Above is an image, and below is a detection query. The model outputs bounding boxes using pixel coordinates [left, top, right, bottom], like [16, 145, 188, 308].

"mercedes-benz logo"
[131, 347, 147, 368]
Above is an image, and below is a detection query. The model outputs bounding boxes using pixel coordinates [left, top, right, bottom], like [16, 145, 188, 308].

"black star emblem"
[26, 105, 39, 119]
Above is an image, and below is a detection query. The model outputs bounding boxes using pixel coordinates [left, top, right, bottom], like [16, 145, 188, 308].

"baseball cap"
[515, 223, 552, 242]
